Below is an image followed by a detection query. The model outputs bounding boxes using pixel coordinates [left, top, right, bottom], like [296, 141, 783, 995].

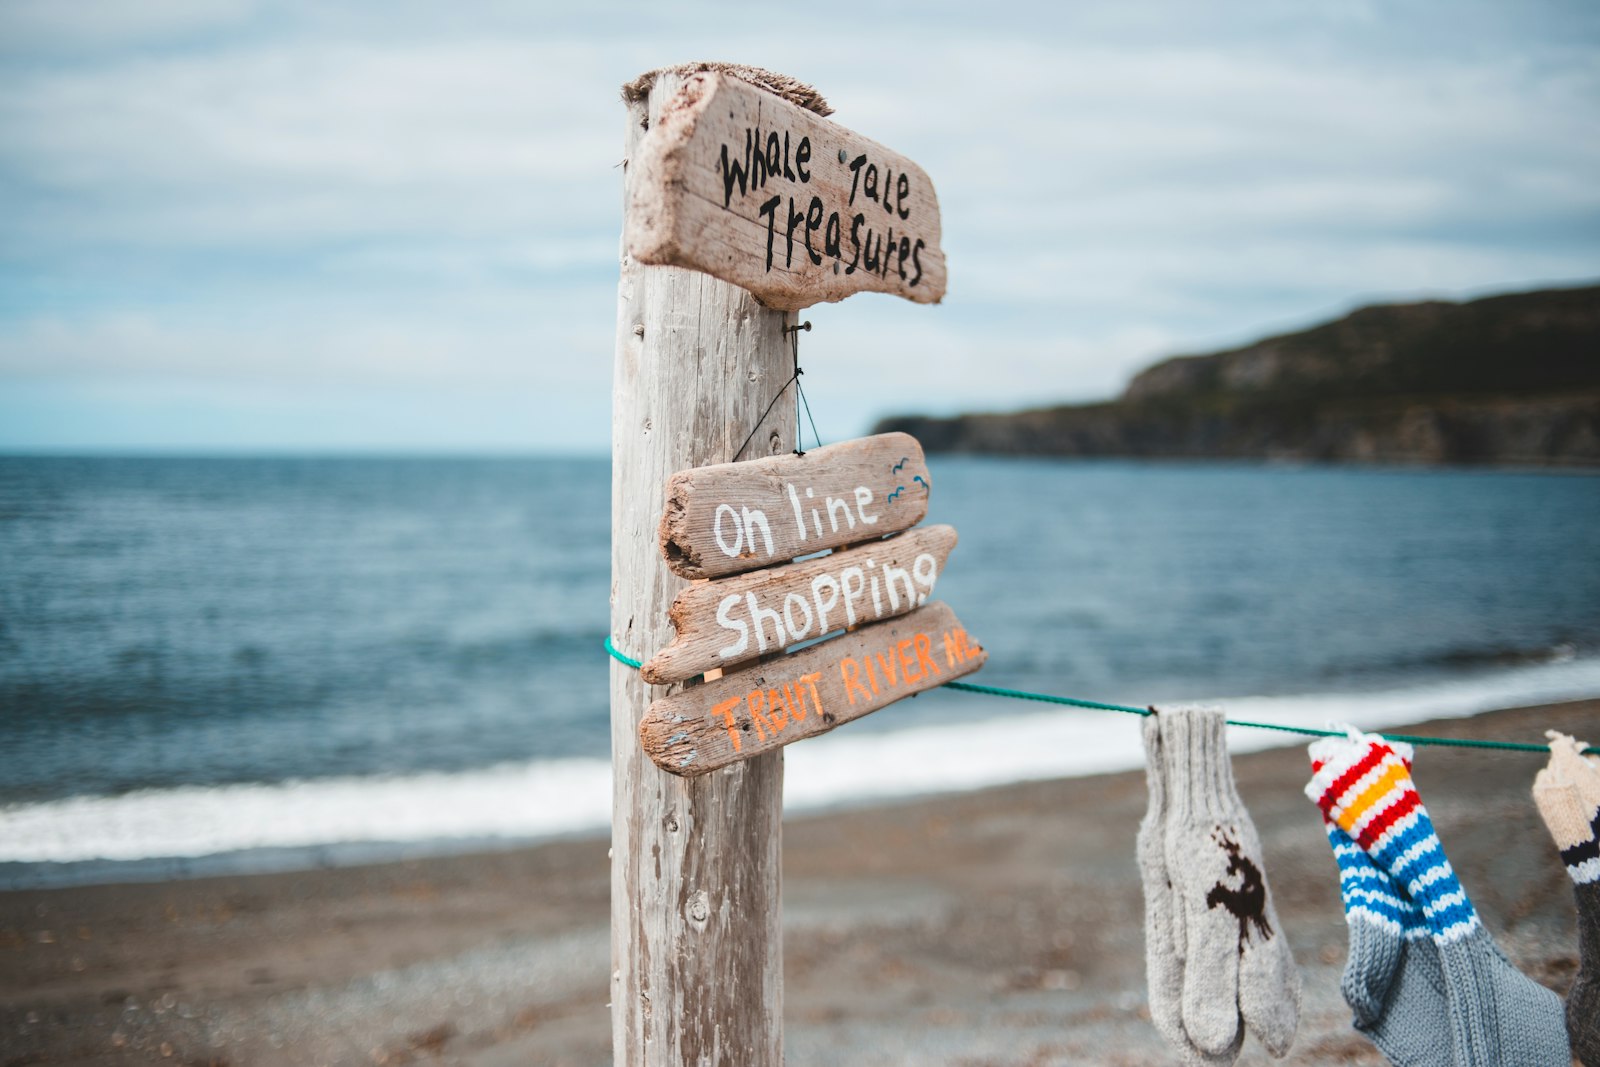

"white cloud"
[1, 0, 1596, 451]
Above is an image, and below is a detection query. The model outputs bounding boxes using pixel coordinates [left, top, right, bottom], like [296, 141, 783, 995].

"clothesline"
[602, 637, 1600, 756]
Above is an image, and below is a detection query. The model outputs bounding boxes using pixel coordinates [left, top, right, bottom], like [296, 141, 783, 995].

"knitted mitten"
[1311, 737, 1451, 1067]
[1309, 729, 1569, 1067]
[1533, 731, 1600, 1067]
[1138, 712, 1242, 1065]
[1160, 706, 1300, 1059]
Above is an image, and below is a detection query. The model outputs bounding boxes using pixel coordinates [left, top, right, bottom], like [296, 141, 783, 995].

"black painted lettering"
[909, 238, 925, 287]
[846, 213, 864, 274]
[795, 137, 811, 182]
[765, 132, 782, 183]
[759, 194, 782, 270]
[863, 227, 882, 274]
[896, 173, 910, 219]
[782, 131, 796, 181]
[804, 195, 824, 266]
[719, 139, 749, 208]
[864, 164, 879, 204]
[847, 154, 867, 206]
[752, 126, 769, 188]
[785, 198, 806, 268]
[897, 235, 911, 281]
[824, 212, 842, 258]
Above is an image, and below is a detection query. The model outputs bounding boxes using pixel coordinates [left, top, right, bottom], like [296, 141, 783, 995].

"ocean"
[2, 455, 1598, 885]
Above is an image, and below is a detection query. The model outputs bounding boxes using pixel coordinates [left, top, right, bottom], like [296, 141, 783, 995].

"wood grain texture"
[611, 72, 791, 1067]
[626, 70, 946, 311]
[640, 601, 986, 777]
[642, 524, 958, 685]
[660, 431, 930, 579]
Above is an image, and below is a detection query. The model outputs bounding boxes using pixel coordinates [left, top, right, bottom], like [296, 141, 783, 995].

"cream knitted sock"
[1533, 731, 1600, 1067]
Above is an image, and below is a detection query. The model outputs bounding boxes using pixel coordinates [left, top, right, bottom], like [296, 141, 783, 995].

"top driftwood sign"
[626, 70, 946, 311]
[660, 432, 931, 580]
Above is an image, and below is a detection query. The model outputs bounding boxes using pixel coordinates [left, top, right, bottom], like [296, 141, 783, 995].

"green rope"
[605, 638, 1598, 756]
[605, 637, 643, 670]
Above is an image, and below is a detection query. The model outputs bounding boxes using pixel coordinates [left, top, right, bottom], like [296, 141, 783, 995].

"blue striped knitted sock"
[1322, 819, 1452, 1067]
[1311, 730, 1570, 1067]
[1313, 738, 1450, 1066]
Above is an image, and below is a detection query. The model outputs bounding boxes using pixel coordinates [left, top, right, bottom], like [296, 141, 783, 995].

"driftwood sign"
[640, 601, 985, 776]
[626, 70, 947, 310]
[642, 524, 958, 684]
[660, 432, 930, 580]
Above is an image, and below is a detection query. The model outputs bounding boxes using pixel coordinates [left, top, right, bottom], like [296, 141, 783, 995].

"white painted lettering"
[786, 482, 806, 539]
[826, 495, 855, 533]
[811, 573, 840, 632]
[782, 592, 814, 641]
[716, 593, 749, 658]
[912, 552, 938, 604]
[854, 485, 879, 525]
[741, 506, 774, 558]
[713, 503, 742, 558]
[840, 565, 866, 626]
[746, 591, 786, 652]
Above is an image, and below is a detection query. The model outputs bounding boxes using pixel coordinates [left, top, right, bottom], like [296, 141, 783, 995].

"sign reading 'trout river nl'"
[639, 432, 984, 776]
[626, 71, 947, 311]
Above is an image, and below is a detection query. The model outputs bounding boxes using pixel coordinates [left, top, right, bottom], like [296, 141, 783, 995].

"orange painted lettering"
[875, 648, 899, 687]
[863, 653, 881, 695]
[767, 687, 792, 730]
[801, 672, 825, 718]
[914, 632, 941, 676]
[943, 628, 962, 667]
[840, 658, 871, 706]
[897, 638, 920, 683]
[746, 689, 772, 741]
[784, 681, 808, 721]
[713, 695, 743, 752]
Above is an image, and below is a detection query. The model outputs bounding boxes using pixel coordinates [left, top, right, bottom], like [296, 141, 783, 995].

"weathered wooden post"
[610, 63, 956, 1066]
[610, 67, 806, 1066]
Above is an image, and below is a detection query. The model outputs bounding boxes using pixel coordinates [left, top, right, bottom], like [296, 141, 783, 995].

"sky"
[1, 0, 1597, 455]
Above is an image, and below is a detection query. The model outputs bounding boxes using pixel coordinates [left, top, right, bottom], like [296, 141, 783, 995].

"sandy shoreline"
[3, 699, 1592, 1066]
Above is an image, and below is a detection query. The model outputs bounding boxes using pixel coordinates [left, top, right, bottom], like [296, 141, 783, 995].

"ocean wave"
[3, 655, 1599, 871]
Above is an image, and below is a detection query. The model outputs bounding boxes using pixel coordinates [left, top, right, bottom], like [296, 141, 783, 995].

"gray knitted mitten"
[1138, 713, 1242, 1065]
[1158, 706, 1300, 1059]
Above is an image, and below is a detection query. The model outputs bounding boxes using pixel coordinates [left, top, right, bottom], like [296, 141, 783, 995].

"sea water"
[2, 455, 1597, 882]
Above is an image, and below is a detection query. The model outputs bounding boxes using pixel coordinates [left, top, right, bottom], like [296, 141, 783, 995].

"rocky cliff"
[875, 284, 1600, 465]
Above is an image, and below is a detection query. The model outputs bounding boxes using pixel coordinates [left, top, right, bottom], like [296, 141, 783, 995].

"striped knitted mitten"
[1138, 713, 1242, 1065]
[1532, 730, 1600, 1066]
[1159, 707, 1300, 1060]
[1311, 738, 1450, 1067]
[1309, 729, 1569, 1067]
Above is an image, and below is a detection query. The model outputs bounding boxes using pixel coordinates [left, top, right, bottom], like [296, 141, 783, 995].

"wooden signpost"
[642, 522, 959, 684]
[659, 431, 932, 579]
[642, 600, 985, 775]
[627, 70, 948, 310]
[611, 63, 961, 1067]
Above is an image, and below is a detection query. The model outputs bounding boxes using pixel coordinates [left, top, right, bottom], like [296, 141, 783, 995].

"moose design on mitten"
[1206, 829, 1274, 955]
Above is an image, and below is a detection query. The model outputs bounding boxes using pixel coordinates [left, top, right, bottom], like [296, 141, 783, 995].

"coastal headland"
[877, 284, 1600, 466]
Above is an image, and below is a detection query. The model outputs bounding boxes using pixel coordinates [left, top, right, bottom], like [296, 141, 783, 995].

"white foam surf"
[4, 656, 1598, 867]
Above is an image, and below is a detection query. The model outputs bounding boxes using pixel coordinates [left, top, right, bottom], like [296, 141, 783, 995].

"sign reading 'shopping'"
[638, 432, 984, 777]
[626, 71, 947, 311]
